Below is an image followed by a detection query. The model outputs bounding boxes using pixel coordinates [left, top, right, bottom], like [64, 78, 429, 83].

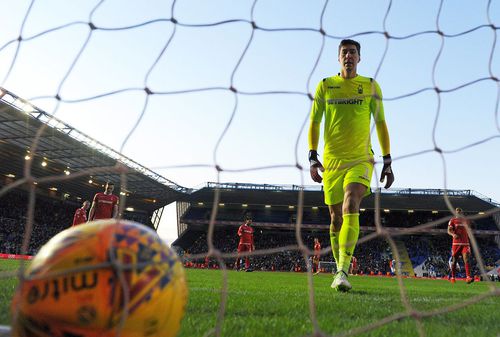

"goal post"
[318, 261, 337, 274]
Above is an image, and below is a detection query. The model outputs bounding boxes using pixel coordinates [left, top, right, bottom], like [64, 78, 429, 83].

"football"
[11, 219, 187, 337]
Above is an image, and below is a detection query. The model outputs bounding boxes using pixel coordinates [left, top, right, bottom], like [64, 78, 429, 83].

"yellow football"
[11, 219, 187, 337]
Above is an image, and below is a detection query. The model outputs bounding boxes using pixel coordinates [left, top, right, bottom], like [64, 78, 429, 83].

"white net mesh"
[0, 0, 499, 336]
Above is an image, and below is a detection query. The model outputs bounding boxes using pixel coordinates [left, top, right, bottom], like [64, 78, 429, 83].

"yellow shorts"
[323, 159, 373, 205]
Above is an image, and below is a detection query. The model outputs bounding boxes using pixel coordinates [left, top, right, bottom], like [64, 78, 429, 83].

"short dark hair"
[106, 181, 114, 186]
[338, 39, 361, 56]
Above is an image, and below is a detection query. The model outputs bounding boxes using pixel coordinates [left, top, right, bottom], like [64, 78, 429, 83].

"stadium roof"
[0, 87, 189, 213]
[185, 182, 499, 212]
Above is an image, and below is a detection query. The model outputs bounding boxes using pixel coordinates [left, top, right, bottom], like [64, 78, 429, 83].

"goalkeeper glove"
[380, 154, 394, 189]
[309, 150, 324, 183]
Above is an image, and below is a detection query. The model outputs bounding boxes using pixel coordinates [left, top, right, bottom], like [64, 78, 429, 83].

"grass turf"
[0, 259, 25, 326]
[1, 260, 499, 336]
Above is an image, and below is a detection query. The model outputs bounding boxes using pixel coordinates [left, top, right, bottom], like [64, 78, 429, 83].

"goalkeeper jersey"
[310, 74, 385, 163]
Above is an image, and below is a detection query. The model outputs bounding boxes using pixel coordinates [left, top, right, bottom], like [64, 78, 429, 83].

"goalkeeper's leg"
[328, 204, 343, 270]
[338, 213, 360, 274]
[333, 183, 366, 291]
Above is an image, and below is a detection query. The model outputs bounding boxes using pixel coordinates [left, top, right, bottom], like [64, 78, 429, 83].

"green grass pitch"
[1, 260, 499, 336]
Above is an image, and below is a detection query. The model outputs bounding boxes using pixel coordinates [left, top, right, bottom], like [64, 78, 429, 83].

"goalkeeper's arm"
[376, 120, 394, 189]
[308, 120, 324, 183]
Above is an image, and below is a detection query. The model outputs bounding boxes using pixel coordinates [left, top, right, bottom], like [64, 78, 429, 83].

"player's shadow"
[348, 289, 369, 295]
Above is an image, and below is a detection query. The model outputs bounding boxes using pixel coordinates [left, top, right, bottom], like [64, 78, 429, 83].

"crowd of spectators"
[0, 190, 153, 255]
[2, 189, 498, 279]
[421, 235, 500, 278]
[178, 218, 500, 278]
[181, 229, 395, 274]
[182, 229, 305, 271]
[0, 191, 75, 255]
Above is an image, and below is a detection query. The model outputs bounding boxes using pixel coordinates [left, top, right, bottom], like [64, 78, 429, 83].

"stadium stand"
[0, 88, 190, 253]
[0, 188, 157, 255]
[0, 189, 73, 255]
[0, 88, 189, 226]
[173, 183, 500, 279]
[3, 180, 496, 278]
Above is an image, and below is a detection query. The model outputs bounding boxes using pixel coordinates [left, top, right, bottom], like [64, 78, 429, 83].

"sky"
[0, 0, 499, 244]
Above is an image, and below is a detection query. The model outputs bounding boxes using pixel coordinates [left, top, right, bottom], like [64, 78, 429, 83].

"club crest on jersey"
[357, 84, 363, 94]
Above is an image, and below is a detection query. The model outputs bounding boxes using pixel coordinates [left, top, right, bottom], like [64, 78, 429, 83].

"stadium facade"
[173, 182, 500, 249]
[0, 87, 188, 229]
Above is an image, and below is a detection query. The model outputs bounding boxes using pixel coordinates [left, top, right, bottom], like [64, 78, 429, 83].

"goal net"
[1, 1, 499, 336]
[318, 261, 337, 274]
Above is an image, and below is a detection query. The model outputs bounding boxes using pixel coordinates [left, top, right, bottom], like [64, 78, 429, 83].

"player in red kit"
[88, 182, 119, 221]
[235, 216, 254, 271]
[448, 208, 473, 284]
[349, 256, 358, 275]
[312, 238, 321, 275]
[72, 200, 90, 226]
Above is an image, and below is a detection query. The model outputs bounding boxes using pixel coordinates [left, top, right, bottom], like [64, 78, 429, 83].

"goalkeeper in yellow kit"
[308, 39, 394, 292]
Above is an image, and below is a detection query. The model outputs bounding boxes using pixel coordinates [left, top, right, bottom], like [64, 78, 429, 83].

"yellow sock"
[329, 226, 340, 269]
[338, 213, 360, 274]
